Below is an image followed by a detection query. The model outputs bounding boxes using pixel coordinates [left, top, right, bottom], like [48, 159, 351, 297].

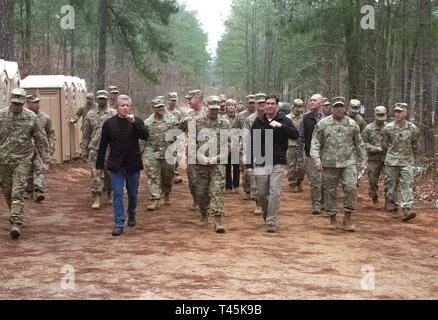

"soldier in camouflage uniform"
[348, 99, 367, 132]
[70, 93, 97, 131]
[166, 92, 183, 185]
[0, 88, 50, 240]
[179, 90, 205, 211]
[80, 90, 117, 209]
[219, 95, 228, 120]
[142, 98, 178, 211]
[381, 103, 419, 222]
[286, 99, 305, 193]
[194, 96, 231, 233]
[362, 106, 388, 209]
[25, 95, 56, 203]
[232, 94, 257, 200]
[108, 86, 120, 109]
[311, 97, 367, 232]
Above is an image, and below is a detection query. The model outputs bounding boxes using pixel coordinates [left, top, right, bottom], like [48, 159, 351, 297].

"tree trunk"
[96, 0, 110, 90]
[0, 0, 16, 60]
[24, 0, 31, 70]
[419, 0, 434, 157]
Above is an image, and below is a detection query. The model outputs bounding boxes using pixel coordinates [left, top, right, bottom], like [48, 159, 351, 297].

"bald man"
[297, 94, 326, 215]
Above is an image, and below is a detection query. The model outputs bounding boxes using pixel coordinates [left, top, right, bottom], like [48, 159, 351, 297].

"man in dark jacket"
[246, 95, 298, 233]
[96, 95, 149, 236]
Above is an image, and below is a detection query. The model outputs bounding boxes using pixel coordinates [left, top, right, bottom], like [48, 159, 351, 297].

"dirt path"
[0, 162, 437, 299]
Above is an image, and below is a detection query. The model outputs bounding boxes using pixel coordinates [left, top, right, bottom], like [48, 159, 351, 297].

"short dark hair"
[265, 95, 279, 104]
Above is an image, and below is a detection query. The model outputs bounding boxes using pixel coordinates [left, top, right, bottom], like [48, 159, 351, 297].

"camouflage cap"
[207, 95, 221, 109]
[323, 100, 332, 107]
[332, 97, 346, 107]
[96, 90, 109, 99]
[394, 103, 408, 112]
[246, 95, 256, 103]
[293, 99, 304, 107]
[86, 93, 95, 99]
[185, 90, 203, 99]
[10, 88, 27, 104]
[219, 94, 227, 102]
[108, 86, 120, 94]
[27, 94, 40, 103]
[375, 106, 387, 120]
[255, 93, 267, 103]
[152, 98, 165, 108]
[168, 92, 178, 101]
[156, 96, 165, 100]
[350, 99, 361, 112]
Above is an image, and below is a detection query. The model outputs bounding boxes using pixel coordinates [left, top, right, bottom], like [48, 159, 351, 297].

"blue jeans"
[111, 170, 140, 228]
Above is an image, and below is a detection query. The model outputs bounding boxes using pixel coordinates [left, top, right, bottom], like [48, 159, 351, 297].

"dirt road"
[0, 162, 437, 299]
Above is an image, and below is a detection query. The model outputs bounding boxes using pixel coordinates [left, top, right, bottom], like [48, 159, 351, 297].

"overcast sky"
[179, 0, 233, 56]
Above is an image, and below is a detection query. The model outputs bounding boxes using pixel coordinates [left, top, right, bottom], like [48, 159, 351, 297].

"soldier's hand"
[314, 159, 322, 172]
[41, 163, 50, 173]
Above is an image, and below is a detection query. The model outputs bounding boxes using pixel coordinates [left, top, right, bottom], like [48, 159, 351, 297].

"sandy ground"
[0, 162, 437, 300]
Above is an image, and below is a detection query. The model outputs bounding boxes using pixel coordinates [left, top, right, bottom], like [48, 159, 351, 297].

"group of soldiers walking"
[0, 84, 420, 239]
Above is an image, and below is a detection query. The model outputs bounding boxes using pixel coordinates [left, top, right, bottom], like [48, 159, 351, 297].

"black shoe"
[128, 215, 136, 227]
[112, 227, 123, 236]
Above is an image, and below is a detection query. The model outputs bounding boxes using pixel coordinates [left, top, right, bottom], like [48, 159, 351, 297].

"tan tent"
[4, 61, 21, 106]
[0, 59, 9, 107]
[21, 75, 71, 164]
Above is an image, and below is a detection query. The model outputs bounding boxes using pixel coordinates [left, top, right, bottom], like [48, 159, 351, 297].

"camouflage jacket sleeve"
[309, 122, 322, 160]
[411, 123, 420, 155]
[45, 116, 56, 156]
[362, 126, 381, 153]
[381, 126, 389, 155]
[72, 107, 84, 123]
[80, 116, 92, 157]
[353, 124, 367, 165]
[32, 118, 50, 164]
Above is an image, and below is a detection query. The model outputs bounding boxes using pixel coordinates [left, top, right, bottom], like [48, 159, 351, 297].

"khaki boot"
[24, 191, 33, 200]
[297, 183, 303, 193]
[372, 198, 380, 210]
[214, 215, 225, 233]
[254, 206, 263, 216]
[328, 215, 338, 230]
[342, 212, 356, 232]
[243, 192, 251, 201]
[91, 196, 101, 210]
[200, 212, 209, 227]
[147, 200, 159, 211]
[173, 176, 183, 184]
[164, 193, 171, 206]
[289, 185, 298, 193]
[191, 200, 198, 212]
[401, 208, 416, 222]
[10, 224, 22, 240]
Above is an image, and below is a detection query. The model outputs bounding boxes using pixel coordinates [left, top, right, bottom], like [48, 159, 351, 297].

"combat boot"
[243, 192, 251, 201]
[297, 183, 304, 193]
[164, 193, 171, 206]
[214, 216, 225, 233]
[24, 191, 33, 200]
[401, 208, 416, 222]
[328, 215, 338, 230]
[10, 224, 21, 240]
[173, 176, 183, 184]
[191, 200, 199, 212]
[35, 191, 45, 203]
[254, 206, 263, 216]
[147, 200, 159, 211]
[372, 198, 380, 210]
[289, 185, 298, 193]
[91, 196, 101, 210]
[200, 212, 209, 227]
[342, 212, 356, 232]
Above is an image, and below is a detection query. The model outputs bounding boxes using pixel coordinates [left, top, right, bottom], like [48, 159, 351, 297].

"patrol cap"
[10, 88, 27, 104]
[27, 94, 40, 103]
[323, 101, 332, 107]
[246, 95, 256, 103]
[86, 93, 95, 99]
[108, 86, 120, 94]
[350, 99, 361, 112]
[185, 90, 203, 99]
[332, 97, 346, 107]
[156, 96, 165, 100]
[152, 98, 165, 108]
[207, 96, 221, 109]
[293, 99, 304, 107]
[96, 90, 109, 99]
[168, 92, 178, 101]
[394, 103, 408, 112]
[375, 106, 387, 120]
[256, 93, 267, 103]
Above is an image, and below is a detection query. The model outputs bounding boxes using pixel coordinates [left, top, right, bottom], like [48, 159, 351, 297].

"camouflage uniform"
[0, 104, 50, 226]
[348, 113, 367, 133]
[311, 115, 367, 216]
[80, 104, 117, 198]
[362, 120, 388, 202]
[26, 110, 56, 195]
[194, 112, 231, 222]
[71, 102, 97, 132]
[286, 111, 304, 189]
[382, 119, 419, 210]
[142, 112, 177, 201]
